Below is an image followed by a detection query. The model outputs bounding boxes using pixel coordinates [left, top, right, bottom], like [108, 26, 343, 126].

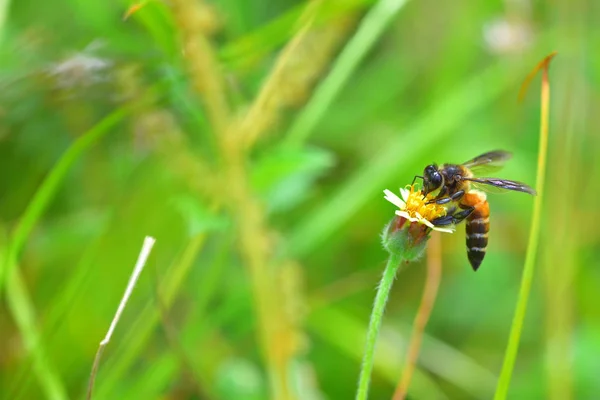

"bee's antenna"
[411, 175, 424, 186]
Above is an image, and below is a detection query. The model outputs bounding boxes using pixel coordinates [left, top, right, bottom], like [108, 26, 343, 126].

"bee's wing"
[462, 150, 512, 175]
[464, 177, 537, 195]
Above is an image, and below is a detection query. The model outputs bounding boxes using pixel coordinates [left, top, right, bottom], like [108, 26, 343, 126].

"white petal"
[420, 218, 435, 228]
[383, 189, 405, 209]
[399, 187, 410, 202]
[433, 226, 455, 233]
[395, 210, 411, 220]
[395, 211, 420, 223]
[412, 211, 434, 228]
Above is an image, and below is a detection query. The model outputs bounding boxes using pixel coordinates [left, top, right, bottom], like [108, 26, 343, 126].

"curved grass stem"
[356, 252, 404, 400]
[0, 109, 127, 292]
[0, 109, 127, 400]
[494, 52, 556, 399]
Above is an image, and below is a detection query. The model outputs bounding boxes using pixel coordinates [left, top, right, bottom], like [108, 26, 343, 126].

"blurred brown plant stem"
[168, 1, 354, 398]
[393, 231, 442, 400]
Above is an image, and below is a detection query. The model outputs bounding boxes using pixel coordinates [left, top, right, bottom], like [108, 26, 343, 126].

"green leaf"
[216, 358, 266, 400]
[252, 145, 334, 213]
[170, 195, 228, 236]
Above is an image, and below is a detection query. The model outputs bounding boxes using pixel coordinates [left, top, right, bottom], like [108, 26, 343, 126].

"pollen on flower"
[383, 185, 454, 234]
[402, 185, 447, 221]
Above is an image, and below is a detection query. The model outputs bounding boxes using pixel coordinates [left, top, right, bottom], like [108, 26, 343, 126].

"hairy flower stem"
[356, 253, 404, 400]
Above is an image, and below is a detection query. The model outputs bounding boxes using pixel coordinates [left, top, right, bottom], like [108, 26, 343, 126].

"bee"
[414, 150, 536, 271]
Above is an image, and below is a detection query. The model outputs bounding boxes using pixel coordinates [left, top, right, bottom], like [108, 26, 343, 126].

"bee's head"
[422, 164, 443, 196]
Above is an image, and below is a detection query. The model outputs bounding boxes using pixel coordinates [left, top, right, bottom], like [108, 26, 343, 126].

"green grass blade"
[6, 268, 68, 400]
[0, 109, 127, 292]
[219, 0, 370, 67]
[494, 54, 554, 400]
[284, 0, 409, 147]
[6, 214, 110, 398]
[0, 109, 127, 399]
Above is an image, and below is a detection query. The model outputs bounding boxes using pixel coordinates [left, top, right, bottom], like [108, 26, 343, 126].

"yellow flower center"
[403, 185, 447, 221]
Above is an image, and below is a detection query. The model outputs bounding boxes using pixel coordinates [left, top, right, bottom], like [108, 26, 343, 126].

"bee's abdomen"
[462, 192, 490, 271]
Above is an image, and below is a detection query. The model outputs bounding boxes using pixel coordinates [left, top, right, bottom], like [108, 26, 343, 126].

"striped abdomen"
[461, 191, 490, 271]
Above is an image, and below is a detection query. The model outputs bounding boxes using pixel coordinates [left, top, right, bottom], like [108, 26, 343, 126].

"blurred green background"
[1, 0, 598, 399]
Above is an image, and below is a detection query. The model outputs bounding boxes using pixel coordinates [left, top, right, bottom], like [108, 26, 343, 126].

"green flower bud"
[382, 215, 429, 261]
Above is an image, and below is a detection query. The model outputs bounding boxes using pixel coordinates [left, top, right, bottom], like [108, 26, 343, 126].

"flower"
[381, 185, 454, 259]
[383, 186, 455, 233]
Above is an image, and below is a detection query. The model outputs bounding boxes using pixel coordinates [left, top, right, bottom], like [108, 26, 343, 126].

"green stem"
[356, 253, 404, 400]
[494, 54, 553, 399]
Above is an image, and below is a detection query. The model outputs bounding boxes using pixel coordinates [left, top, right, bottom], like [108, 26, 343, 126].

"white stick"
[87, 236, 156, 399]
[101, 236, 155, 344]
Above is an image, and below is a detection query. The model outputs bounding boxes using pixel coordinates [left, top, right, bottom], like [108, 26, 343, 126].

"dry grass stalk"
[169, 2, 356, 398]
[240, 2, 354, 148]
[170, 0, 230, 136]
[87, 236, 156, 400]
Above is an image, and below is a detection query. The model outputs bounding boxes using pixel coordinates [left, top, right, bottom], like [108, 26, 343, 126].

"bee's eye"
[422, 165, 442, 193]
[424, 165, 436, 178]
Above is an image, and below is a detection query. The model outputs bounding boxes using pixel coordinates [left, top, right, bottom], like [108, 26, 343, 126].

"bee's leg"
[431, 205, 474, 226]
[424, 185, 447, 199]
[430, 215, 454, 226]
[449, 205, 474, 223]
[412, 175, 424, 186]
[427, 190, 465, 205]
